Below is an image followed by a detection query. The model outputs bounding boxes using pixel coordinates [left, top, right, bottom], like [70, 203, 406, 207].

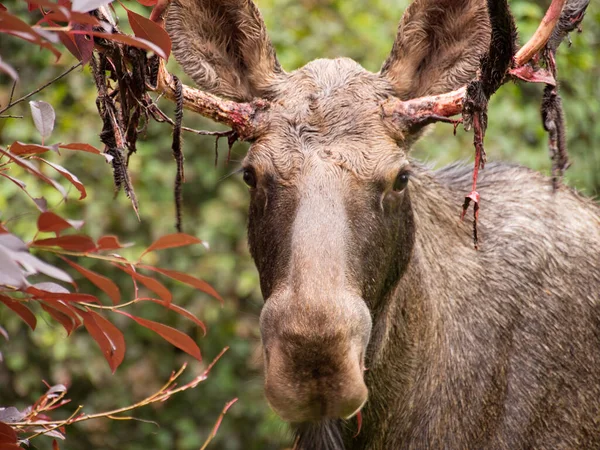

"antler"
[382, 0, 570, 127]
[153, 61, 268, 141]
[382, 0, 588, 248]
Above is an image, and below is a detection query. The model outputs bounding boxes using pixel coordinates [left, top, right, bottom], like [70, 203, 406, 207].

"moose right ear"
[165, 0, 284, 102]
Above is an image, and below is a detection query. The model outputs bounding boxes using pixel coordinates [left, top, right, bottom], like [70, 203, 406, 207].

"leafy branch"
[0, 348, 234, 448]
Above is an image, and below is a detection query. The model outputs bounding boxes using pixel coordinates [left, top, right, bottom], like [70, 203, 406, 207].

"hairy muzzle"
[260, 292, 371, 423]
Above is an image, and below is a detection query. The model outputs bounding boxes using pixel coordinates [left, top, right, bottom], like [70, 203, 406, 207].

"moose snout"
[260, 292, 371, 423]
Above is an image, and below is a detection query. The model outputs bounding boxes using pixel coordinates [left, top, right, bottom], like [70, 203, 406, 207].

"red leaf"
[140, 233, 204, 258]
[9, 141, 58, 156]
[59, 142, 112, 162]
[68, 29, 167, 59]
[0, 421, 17, 444]
[0, 147, 66, 197]
[79, 308, 125, 372]
[52, 439, 60, 450]
[33, 157, 86, 200]
[31, 2, 101, 25]
[27, 285, 99, 304]
[70, 23, 94, 64]
[113, 264, 171, 304]
[39, 302, 80, 335]
[0, 444, 22, 450]
[140, 298, 206, 335]
[0, 10, 61, 60]
[59, 142, 102, 153]
[136, 0, 157, 5]
[139, 265, 222, 304]
[0, 295, 37, 330]
[37, 211, 80, 235]
[121, 2, 170, 59]
[31, 235, 97, 252]
[0, 173, 46, 212]
[97, 235, 131, 251]
[61, 258, 120, 305]
[117, 311, 201, 361]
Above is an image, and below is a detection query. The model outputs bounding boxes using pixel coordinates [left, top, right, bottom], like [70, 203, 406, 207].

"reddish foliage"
[0, 295, 37, 330]
[97, 235, 131, 250]
[0, 9, 61, 59]
[0, 423, 19, 450]
[114, 264, 172, 304]
[140, 265, 222, 304]
[27, 285, 100, 304]
[31, 235, 97, 252]
[61, 258, 121, 305]
[140, 233, 204, 258]
[0, 2, 233, 445]
[79, 308, 125, 372]
[69, 29, 167, 59]
[140, 298, 207, 335]
[37, 211, 83, 236]
[0, 148, 67, 197]
[117, 311, 202, 361]
[34, 157, 87, 199]
[9, 141, 58, 156]
[40, 302, 81, 335]
[120, 2, 171, 59]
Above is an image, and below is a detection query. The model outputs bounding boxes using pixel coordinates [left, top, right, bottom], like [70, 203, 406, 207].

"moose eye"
[243, 168, 257, 188]
[393, 171, 410, 192]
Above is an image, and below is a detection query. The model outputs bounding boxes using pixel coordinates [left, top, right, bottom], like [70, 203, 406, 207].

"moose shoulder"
[165, 0, 600, 448]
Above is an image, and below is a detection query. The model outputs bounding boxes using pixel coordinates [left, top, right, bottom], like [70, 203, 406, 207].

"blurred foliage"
[0, 0, 599, 449]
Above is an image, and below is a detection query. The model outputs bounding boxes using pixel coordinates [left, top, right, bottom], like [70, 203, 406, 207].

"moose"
[159, 0, 600, 448]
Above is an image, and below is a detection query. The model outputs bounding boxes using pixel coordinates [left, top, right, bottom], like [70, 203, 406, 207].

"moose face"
[166, 0, 489, 424]
[243, 59, 415, 421]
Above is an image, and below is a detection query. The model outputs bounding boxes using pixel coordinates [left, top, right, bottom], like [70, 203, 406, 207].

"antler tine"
[382, 0, 569, 130]
[154, 61, 269, 141]
[381, 87, 466, 130]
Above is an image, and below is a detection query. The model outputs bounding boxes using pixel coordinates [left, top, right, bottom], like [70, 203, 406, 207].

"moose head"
[165, 0, 490, 423]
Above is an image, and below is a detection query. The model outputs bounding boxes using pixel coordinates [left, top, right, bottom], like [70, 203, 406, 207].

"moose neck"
[345, 163, 476, 449]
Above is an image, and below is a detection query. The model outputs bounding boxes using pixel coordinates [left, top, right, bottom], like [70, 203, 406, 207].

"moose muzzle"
[260, 290, 371, 423]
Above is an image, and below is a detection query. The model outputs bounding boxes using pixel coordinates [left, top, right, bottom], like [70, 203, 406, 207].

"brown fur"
[166, 1, 600, 448]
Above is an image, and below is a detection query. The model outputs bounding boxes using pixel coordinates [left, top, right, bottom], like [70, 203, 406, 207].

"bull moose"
[160, 0, 600, 448]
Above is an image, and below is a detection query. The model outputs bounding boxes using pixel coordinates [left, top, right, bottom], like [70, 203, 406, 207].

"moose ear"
[165, 0, 284, 102]
[380, 0, 490, 100]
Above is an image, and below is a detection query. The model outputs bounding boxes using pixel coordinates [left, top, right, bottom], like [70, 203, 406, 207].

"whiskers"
[293, 419, 345, 450]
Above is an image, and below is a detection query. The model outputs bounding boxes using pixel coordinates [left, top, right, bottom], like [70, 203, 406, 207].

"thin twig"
[8, 80, 17, 104]
[0, 63, 82, 115]
[11, 348, 229, 430]
[0, 115, 23, 119]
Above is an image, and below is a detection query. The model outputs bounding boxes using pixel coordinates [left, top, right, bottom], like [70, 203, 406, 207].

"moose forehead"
[245, 58, 405, 181]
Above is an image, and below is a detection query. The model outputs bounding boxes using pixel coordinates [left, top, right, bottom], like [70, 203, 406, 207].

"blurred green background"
[0, 0, 598, 449]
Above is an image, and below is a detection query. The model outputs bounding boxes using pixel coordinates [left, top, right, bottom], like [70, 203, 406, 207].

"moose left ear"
[380, 0, 490, 100]
[166, 0, 285, 102]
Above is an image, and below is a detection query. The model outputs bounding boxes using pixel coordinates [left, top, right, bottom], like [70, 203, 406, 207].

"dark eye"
[393, 171, 410, 192]
[243, 168, 257, 188]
